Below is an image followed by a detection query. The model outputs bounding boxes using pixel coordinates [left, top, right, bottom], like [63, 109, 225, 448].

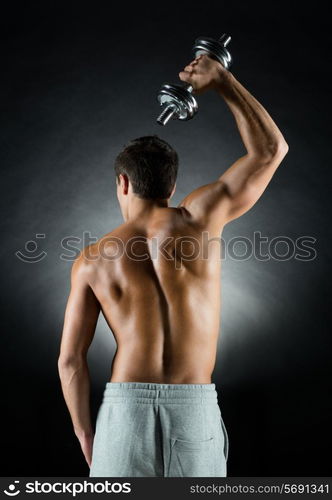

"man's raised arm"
[58, 252, 100, 467]
[177, 54, 289, 230]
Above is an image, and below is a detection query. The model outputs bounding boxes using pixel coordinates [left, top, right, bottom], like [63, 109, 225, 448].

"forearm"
[215, 70, 287, 157]
[58, 356, 93, 438]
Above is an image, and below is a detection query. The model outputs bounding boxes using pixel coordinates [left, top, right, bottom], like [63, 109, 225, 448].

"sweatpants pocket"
[168, 436, 215, 477]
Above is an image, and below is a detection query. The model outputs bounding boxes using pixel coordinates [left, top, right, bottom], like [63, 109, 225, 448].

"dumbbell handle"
[156, 105, 178, 126]
[219, 34, 231, 47]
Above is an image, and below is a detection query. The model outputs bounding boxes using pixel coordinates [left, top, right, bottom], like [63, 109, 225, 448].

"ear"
[169, 183, 176, 199]
[119, 173, 130, 195]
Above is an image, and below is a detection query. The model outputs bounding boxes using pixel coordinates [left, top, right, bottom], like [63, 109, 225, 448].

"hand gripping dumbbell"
[156, 33, 233, 126]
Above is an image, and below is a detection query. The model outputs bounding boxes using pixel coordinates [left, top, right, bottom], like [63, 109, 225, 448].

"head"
[114, 135, 178, 220]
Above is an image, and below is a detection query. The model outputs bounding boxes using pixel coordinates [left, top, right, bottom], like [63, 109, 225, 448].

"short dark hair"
[114, 135, 178, 199]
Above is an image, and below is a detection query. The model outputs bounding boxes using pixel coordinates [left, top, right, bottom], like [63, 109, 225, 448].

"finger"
[178, 71, 193, 83]
[183, 65, 194, 72]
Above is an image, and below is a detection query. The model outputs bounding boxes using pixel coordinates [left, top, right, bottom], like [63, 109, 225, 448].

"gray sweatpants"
[89, 382, 229, 477]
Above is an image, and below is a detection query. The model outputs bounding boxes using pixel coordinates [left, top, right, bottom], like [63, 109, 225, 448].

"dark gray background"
[1, 0, 331, 476]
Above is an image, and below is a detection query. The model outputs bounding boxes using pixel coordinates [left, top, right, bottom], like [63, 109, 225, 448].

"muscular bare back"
[86, 206, 222, 384]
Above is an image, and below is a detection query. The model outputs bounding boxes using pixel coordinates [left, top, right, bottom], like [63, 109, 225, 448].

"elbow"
[274, 139, 289, 158]
[58, 354, 85, 374]
[255, 139, 289, 163]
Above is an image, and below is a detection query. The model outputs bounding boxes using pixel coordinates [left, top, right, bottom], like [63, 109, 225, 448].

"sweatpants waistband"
[102, 382, 218, 404]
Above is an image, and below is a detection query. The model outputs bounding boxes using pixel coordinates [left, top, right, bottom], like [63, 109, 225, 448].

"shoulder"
[71, 246, 96, 284]
[74, 224, 131, 270]
[177, 180, 230, 231]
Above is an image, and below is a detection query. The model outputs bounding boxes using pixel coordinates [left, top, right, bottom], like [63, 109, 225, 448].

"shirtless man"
[58, 54, 288, 477]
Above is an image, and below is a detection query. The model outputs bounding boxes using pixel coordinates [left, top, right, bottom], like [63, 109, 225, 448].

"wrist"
[212, 66, 234, 92]
[74, 427, 94, 440]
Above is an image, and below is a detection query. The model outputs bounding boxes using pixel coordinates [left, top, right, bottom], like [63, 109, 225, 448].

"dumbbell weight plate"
[193, 37, 232, 69]
[157, 84, 198, 121]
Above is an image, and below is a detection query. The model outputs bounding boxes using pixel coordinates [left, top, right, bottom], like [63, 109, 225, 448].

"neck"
[126, 196, 169, 221]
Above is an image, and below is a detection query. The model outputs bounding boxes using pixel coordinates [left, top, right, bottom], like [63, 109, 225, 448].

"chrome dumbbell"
[156, 33, 233, 126]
